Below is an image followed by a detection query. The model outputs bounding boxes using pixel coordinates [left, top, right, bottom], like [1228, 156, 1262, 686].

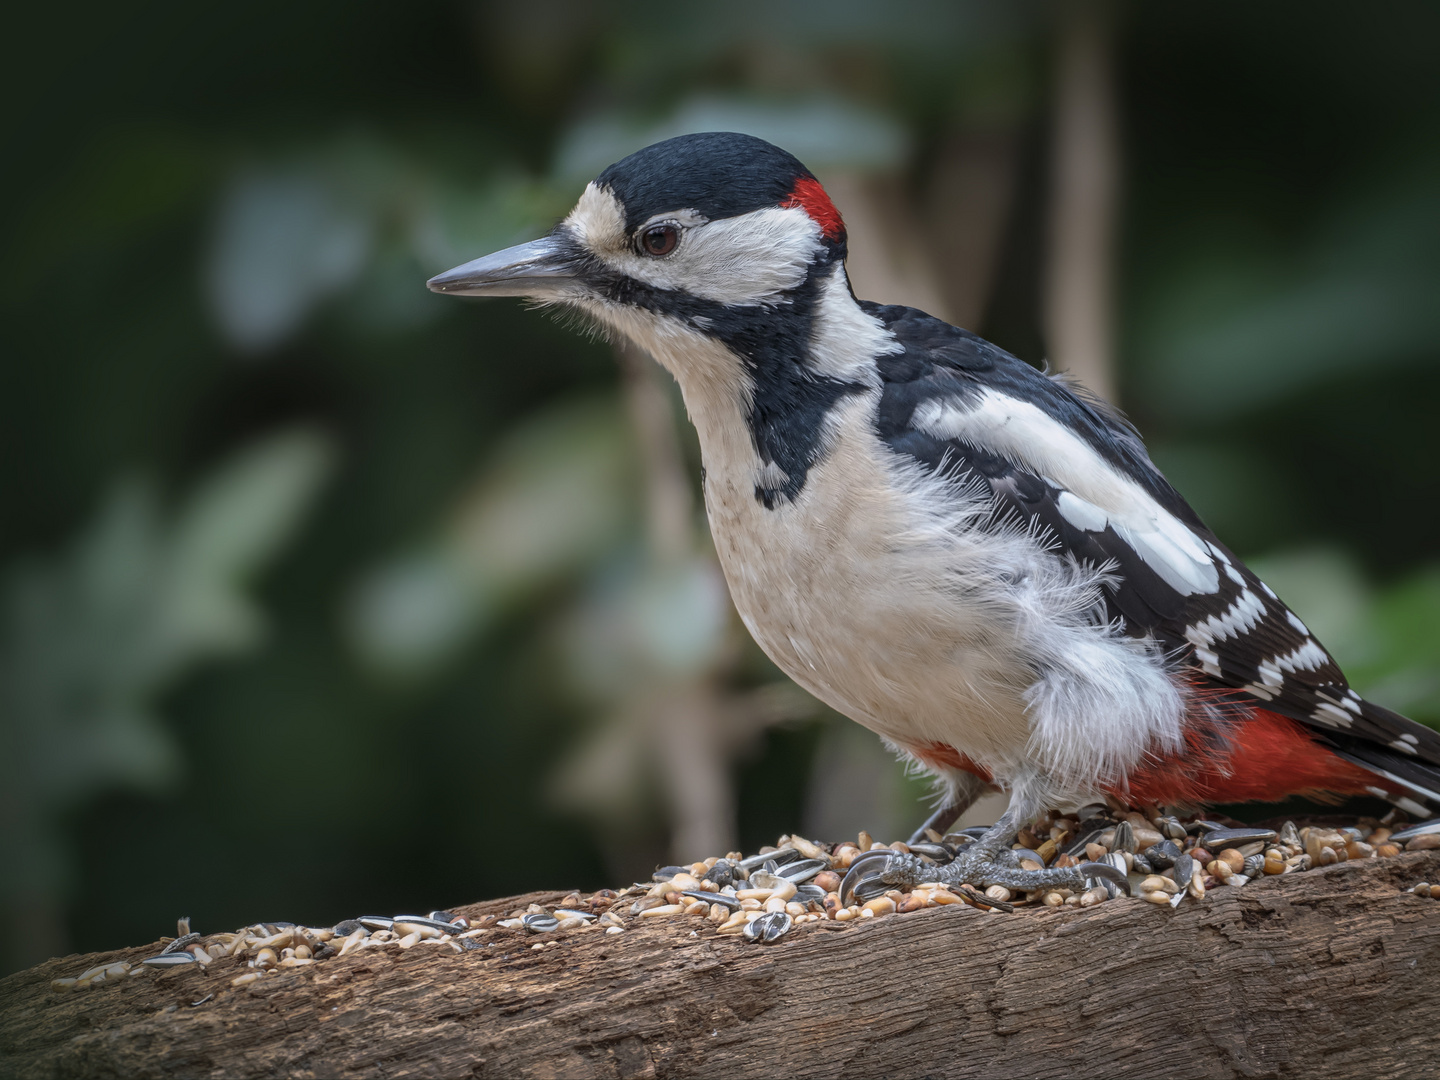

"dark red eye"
[640, 224, 678, 256]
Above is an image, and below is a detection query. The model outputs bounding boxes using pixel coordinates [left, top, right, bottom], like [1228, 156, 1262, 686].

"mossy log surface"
[2, 851, 1438, 1079]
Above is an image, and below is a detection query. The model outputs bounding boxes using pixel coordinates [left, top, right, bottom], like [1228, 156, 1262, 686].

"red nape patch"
[1117, 708, 1379, 807]
[781, 176, 845, 241]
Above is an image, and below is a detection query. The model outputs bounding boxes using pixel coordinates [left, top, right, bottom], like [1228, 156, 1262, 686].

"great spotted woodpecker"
[429, 132, 1440, 893]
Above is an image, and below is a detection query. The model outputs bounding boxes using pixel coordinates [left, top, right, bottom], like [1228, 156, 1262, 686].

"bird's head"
[427, 132, 856, 382]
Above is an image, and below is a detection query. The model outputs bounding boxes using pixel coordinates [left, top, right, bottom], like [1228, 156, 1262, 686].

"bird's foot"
[840, 844, 1128, 903]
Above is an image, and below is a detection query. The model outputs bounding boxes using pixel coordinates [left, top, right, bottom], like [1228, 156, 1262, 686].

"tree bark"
[3, 851, 1438, 1079]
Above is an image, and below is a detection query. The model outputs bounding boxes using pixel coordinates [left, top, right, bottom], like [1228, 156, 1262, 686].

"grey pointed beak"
[426, 235, 578, 298]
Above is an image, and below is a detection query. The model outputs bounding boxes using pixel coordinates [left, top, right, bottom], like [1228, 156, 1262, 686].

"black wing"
[865, 302, 1440, 808]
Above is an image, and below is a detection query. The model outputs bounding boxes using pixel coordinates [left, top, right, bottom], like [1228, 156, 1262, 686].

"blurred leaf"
[347, 397, 637, 674]
[409, 172, 573, 273]
[207, 164, 373, 352]
[1358, 568, 1440, 722]
[0, 428, 333, 900]
[1133, 169, 1440, 420]
[158, 428, 335, 663]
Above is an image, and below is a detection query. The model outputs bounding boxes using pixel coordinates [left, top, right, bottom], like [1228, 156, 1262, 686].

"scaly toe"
[838, 851, 939, 902]
[1078, 861, 1131, 896]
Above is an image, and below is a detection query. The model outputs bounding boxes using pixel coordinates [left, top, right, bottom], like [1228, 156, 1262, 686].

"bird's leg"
[845, 784, 1128, 900]
[905, 770, 990, 845]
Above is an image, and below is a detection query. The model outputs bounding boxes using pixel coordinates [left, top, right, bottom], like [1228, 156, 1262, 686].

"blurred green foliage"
[1, 0, 1438, 971]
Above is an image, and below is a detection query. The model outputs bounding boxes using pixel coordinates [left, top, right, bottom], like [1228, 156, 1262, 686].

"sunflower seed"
[853, 877, 893, 902]
[747, 870, 784, 891]
[702, 859, 737, 888]
[904, 842, 954, 862]
[1203, 827, 1277, 850]
[1390, 817, 1440, 842]
[1101, 852, 1129, 899]
[358, 916, 395, 931]
[521, 913, 559, 933]
[1143, 840, 1181, 870]
[776, 858, 828, 884]
[793, 883, 826, 904]
[1157, 817, 1188, 842]
[742, 911, 793, 943]
[1111, 821, 1136, 854]
[738, 848, 800, 874]
[142, 953, 198, 967]
[1173, 853, 1195, 888]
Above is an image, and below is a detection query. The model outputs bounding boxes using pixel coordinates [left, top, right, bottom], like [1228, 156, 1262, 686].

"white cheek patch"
[913, 390, 1220, 596]
[621, 208, 822, 305]
[564, 183, 823, 307]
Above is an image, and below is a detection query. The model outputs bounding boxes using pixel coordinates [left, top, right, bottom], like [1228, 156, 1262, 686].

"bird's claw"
[1077, 861, 1131, 896]
[839, 850, 919, 904]
[839, 848, 1133, 904]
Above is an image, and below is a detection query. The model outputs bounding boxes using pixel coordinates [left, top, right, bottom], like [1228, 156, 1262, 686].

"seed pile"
[50, 808, 1440, 992]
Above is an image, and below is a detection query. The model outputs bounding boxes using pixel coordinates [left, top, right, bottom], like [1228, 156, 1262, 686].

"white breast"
[601, 307, 1186, 800]
[696, 386, 1041, 771]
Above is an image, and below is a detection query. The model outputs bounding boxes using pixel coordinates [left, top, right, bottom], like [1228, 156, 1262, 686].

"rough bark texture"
[3, 851, 1438, 1080]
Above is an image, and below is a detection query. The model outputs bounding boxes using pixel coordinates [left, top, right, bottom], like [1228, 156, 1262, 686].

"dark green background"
[2, 1, 1437, 972]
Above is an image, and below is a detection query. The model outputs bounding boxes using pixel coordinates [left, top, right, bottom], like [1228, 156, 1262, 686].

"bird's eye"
[640, 224, 679, 257]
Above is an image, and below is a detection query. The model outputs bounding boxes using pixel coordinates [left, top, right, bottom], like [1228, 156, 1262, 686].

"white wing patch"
[1312, 702, 1353, 728]
[911, 390, 1220, 596]
[1276, 639, 1331, 674]
[1391, 734, 1421, 755]
[1187, 588, 1266, 645]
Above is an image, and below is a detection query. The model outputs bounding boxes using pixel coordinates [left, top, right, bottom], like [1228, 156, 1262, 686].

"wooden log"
[3, 851, 1438, 1079]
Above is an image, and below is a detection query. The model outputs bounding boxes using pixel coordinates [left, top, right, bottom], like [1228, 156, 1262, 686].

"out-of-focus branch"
[923, 131, 1023, 332]
[618, 343, 695, 567]
[616, 343, 738, 862]
[1045, 0, 1120, 404]
[824, 173, 953, 321]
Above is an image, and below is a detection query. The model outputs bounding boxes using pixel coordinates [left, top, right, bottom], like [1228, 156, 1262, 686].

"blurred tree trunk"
[1045, 0, 1121, 403]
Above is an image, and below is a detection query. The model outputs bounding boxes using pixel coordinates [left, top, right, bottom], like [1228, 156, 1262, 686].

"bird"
[428, 131, 1440, 896]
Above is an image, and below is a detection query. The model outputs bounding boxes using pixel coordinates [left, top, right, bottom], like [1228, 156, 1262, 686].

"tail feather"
[1330, 698, 1440, 817]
